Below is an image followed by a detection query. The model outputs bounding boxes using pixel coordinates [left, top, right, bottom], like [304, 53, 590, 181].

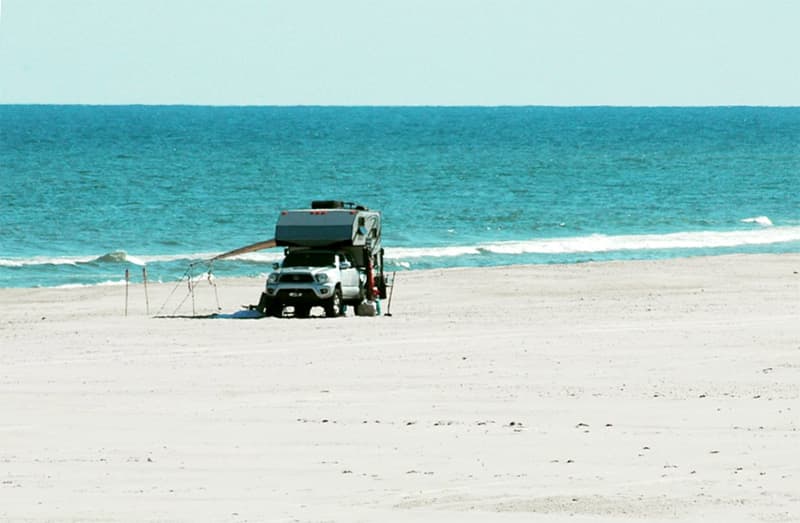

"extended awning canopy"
[210, 238, 277, 262]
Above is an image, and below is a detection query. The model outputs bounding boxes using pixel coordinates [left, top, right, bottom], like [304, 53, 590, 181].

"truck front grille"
[279, 273, 314, 283]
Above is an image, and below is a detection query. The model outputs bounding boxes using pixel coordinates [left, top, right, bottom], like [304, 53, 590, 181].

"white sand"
[1, 254, 799, 522]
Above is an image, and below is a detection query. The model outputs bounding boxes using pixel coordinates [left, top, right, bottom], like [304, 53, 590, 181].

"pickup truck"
[256, 249, 366, 317]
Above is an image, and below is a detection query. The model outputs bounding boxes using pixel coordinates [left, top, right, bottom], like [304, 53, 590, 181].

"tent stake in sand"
[142, 266, 150, 315]
[124, 268, 129, 317]
[188, 264, 196, 317]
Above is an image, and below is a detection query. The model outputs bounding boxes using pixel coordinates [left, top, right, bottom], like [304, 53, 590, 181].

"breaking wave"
[2, 226, 799, 288]
[385, 226, 800, 260]
[740, 216, 773, 227]
[94, 250, 147, 265]
[2, 227, 799, 271]
[52, 280, 128, 289]
[0, 250, 218, 268]
[2, 226, 799, 272]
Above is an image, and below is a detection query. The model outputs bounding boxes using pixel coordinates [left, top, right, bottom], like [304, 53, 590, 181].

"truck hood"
[279, 266, 334, 274]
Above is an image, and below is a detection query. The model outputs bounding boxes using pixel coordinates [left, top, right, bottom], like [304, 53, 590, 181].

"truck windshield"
[282, 251, 336, 268]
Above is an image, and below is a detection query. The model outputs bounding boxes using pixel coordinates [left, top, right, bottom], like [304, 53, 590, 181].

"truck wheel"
[256, 292, 270, 314]
[294, 305, 311, 318]
[324, 288, 344, 317]
[266, 303, 283, 318]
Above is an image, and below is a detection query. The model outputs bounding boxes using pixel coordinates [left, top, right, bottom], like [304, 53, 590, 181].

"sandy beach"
[1, 253, 798, 522]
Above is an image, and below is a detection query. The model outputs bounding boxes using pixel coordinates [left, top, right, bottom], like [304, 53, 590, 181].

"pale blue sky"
[1, 0, 798, 105]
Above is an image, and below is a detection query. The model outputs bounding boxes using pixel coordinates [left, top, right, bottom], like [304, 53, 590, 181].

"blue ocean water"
[1, 105, 799, 288]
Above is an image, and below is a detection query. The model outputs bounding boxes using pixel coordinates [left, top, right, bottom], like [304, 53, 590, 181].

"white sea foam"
[3, 226, 799, 272]
[125, 254, 147, 266]
[145, 252, 220, 263]
[388, 245, 481, 259]
[0, 255, 96, 267]
[0, 251, 220, 268]
[52, 280, 127, 289]
[220, 251, 283, 263]
[385, 226, 800, 260]
[740, 216, 773, 227]
[189, 271, 217, 285]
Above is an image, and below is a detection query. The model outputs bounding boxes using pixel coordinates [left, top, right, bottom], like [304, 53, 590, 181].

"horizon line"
[2, 103, 799, 109]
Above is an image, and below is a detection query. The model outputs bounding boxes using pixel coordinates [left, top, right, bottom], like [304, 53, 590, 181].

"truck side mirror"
[272, 262, 280, 270]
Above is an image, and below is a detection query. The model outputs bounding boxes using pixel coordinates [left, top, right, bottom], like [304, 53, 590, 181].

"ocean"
[1, 105, 799, 289]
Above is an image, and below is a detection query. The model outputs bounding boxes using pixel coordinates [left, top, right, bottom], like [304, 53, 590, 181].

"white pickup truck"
[259, 249, 366, 317]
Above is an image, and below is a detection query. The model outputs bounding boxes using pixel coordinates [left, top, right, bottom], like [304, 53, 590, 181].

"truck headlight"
[315, 273, 329, 284]
[267, 273, 279, 284]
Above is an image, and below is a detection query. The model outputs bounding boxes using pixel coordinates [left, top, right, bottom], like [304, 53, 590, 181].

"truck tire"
[256, 292, 270, 314]
[294, 305, 311, 318]
[266, 303, 283, 318]
[324, 287, 344, 318]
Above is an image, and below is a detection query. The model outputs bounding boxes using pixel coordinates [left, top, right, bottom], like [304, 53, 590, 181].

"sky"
[0, 0, 798, 106]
